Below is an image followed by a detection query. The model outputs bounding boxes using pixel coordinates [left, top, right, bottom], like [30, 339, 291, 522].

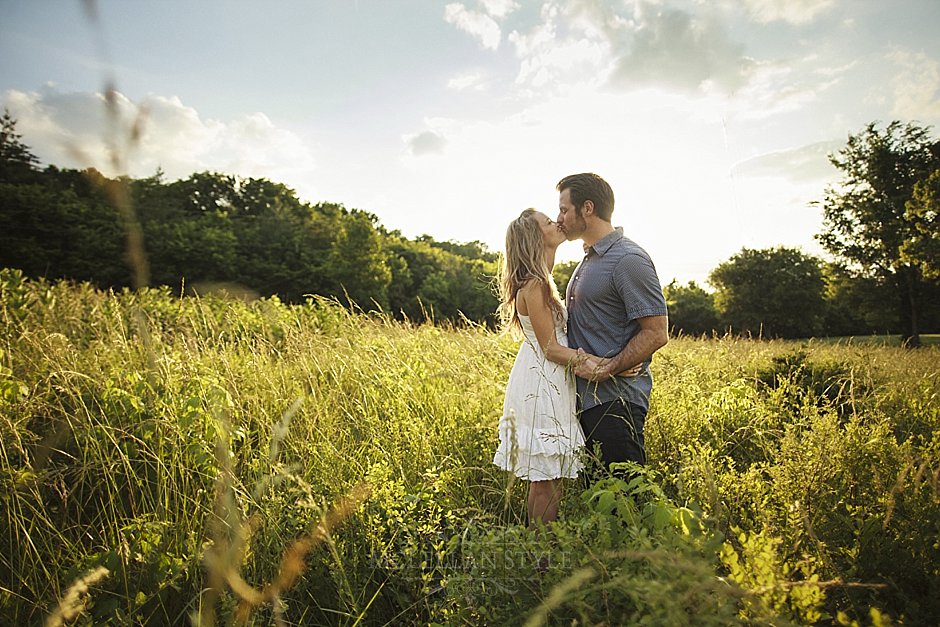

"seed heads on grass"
[44, 566, 110, 627]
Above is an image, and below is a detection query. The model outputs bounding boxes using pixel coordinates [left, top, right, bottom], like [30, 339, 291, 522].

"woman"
[493, 208, 635, 525]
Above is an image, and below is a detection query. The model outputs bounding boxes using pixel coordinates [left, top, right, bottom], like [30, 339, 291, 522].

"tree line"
[653, 121, 940, 345]
[0, 110, 500, 325]
[2, 111, 938, 340]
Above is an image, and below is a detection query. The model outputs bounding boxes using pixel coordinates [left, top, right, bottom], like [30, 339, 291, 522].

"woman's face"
[534, 211, 566, 248]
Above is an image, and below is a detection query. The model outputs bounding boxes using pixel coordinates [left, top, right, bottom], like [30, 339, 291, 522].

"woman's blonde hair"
[498, 208, 564, 331]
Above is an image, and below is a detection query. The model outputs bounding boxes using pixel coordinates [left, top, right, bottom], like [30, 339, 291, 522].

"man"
[555, 173, 668, 480]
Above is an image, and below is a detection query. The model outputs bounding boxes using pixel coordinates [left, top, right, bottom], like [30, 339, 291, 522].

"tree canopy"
[709, 247, 827, 339]
[0, 116, 500, 325]
[901, 168, 940, 279]
[663, 280, 720, 337]
[0, 108, 40, 182]
[817, 121, 940, 345]
[2, 113, 939, 338]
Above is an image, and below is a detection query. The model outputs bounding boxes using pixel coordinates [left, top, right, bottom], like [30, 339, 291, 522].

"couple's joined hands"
[573, 348, 643, 381]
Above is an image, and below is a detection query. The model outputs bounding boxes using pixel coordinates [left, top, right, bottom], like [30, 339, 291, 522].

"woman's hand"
[574, 351, 610, 381]
[620, 363, 643, 377]
[574, 348, 644, 380]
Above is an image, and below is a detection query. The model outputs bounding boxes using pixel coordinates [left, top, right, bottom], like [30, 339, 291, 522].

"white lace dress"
[492, 312, 585, 481]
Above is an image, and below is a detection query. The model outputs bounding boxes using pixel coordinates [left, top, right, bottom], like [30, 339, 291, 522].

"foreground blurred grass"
[1, 269, 937, 625]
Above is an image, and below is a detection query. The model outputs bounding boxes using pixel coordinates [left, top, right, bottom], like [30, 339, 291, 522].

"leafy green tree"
[327, 209, 391, 310]
[229, 180, 313, 300]
[709, 247, 827, 339]
[0, 120, 504, 322]
[822, 263, 898, 336]
[386, 236, 498, 324]
[417, 236, 498, 263]
[817, 122, 940, 346]
[901, 168, 940, 279]
[552, 260, 579, 298]
[0, 109, 40, 183]
[449, 257, 499, 324]
[384, 247, 415, 316]
[386, 238, 443, 320]
[134, 172, 238, 290]
[0, 169, 126, 286]
[139, 173, 346, 302]
[663, 280, 720, 336]
[419, 237, 499, 322]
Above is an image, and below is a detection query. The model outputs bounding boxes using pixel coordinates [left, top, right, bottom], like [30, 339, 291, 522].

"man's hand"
[574, 349, 613, 381]
[574, 349, 644, 380]
[581, 315, 667, 382]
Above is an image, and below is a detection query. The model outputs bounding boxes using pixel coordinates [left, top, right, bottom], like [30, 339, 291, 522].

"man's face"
[557, 188, 587, 241]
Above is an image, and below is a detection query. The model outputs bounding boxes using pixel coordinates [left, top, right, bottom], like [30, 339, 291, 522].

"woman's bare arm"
[518, 281, 581, 367]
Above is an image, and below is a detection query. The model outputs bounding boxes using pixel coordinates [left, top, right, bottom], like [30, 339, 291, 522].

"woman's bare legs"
[528, 479, 562, 525]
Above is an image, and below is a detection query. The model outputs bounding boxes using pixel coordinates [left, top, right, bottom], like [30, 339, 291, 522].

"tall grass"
[0, 270, 512, 624]
[1, 269, 938, 625]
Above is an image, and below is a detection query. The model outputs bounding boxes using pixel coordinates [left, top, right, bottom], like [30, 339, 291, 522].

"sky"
[2, 0, 939, 285]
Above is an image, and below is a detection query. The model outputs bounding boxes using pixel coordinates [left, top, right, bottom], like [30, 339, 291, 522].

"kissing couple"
[493, 172, 669, 525]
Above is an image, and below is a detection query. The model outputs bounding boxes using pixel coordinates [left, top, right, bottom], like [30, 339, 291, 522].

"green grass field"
[814, 334, 940, 347]
[2, 269, 938, 625]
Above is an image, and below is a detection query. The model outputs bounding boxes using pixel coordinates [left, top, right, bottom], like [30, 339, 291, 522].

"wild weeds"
[1, 276, 937, 624]
[44, 565, 111, 627]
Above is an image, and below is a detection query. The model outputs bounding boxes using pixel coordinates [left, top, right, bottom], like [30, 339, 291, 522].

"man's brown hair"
[556, 173, 615, 221]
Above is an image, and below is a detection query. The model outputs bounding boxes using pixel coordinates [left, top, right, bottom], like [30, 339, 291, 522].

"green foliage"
[710, 246, 827, 338]
[3, 277, 938, 625]
[664, 279, 720, 336]
[0, 108, 40, 183]
[817, 121, 940, 344]
[756, 350, 865, 417]
[720, 528, 825, 623]
[0, 119, 500, 324]
[650, 336, 940, 625]
[0, 181, 126, 285]
[551, 260, 578, 298]
[386, 236, 498, 325]
[902, 168, 940, 279]
[448, 469, 757, 625]
[327, 209, 392, 310]
[822, 263, 900, 336]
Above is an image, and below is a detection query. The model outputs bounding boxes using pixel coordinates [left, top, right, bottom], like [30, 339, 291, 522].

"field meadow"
[1, 268, 938, 626]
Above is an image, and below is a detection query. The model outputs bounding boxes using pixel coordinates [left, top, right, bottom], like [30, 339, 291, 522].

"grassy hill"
[1, 268, 937, 625]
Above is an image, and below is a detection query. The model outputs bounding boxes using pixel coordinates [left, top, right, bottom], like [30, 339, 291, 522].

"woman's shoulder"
[517, 277, 547, 309]
[517, 276, 547, 295]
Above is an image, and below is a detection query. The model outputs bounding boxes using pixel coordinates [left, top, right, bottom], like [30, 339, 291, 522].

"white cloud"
[733, 140, 841, 181]
[812, 59, 857, 78]
[507, 6, 558, 59]
[738, 0, 836, 25]
[888, 49, 940, 123]
[503, 1, 754, 95]
[447, 70, 488, 91]
[605, 5, 754, 93]
[726, 62, 819, 119]
[480, 0, 519, 19]
[507, 3, 608, 91]
[1, 86, 317, 188]
[444, 3, 502, 50]
[511, 29, 607, 90]
[404, 130, 447, 156]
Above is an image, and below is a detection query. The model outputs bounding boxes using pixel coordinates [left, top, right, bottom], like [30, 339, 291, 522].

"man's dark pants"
[578, 399, 646, 485]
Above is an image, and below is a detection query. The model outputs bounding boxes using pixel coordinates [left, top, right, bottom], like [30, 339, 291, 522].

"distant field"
[814, 334, 940, 347]
[2, 270, 938, 625]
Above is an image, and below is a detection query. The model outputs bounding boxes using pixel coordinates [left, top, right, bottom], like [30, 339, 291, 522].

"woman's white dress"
[493, 311, 584, 481]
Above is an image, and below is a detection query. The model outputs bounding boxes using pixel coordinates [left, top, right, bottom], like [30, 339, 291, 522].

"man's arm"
[574, 315, 668, 381]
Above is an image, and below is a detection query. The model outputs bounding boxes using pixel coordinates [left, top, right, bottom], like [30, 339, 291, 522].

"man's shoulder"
[607, 234, 652, 262]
